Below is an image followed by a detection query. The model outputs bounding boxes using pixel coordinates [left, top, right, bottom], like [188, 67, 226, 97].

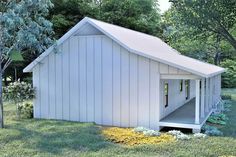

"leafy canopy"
[0, 0, 54, 71]
[170, 0, 236, 52]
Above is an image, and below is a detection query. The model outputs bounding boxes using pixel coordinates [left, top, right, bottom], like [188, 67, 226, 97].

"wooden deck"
[159, 98, 212, 129]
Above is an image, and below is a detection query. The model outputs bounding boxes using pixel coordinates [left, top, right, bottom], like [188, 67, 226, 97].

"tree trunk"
[0, 57, 3, 128]
[219, 26, 236, 52]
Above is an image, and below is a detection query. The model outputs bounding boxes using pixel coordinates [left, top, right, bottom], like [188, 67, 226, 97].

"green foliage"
[99, 0, 162, 37]
[3, 81, 35, 103]
[202, 125, 223, 136]
[49, 0, 162, 38]
[170, 0, 236, 51]
[3, 81, 34, 119]
[207, 113, 228, 125]
[0, 99, 236, 156]
[220, 59, 236, 88]
[9, 51, 24, 61]
[221, 94, 232, 100]
[18, 102, 33, 119]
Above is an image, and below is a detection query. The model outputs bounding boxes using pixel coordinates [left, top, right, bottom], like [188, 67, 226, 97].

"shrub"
[168, 130, 190, 140]
[220, 59, 236, 88]
[143, 130, 160, 136]
[102, 127, 175, 146]
[133, 127, 149, 133]
[193, 133, 207, 139]
[207, 113, 228, 125]
[18, 103, 33, 119]
[202, 125, 223, 136]
[221, 94, 232, 100]
[3, 81, 35, 119]
[168, 130, 183, 136]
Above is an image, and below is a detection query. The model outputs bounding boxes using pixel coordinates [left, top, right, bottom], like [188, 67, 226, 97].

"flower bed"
[102, 127, 175, 146]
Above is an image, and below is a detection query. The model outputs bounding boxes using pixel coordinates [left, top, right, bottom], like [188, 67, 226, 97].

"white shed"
[24, 17, 225, 132]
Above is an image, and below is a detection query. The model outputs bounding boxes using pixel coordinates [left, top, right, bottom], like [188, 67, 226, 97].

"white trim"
[195, 80, 200, 124]
[160, 74, 201, 80]
[201, 78, 205, 118]
[158, 122, 201, 129]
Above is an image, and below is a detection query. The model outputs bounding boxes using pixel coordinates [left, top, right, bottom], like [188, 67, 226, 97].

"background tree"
[0, 0, 54, 128]
[49, 0, 162, 38]
[169, 0, 236, 52]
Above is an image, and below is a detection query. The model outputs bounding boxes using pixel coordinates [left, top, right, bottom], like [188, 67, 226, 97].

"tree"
[162, 5, 236, 65]
[98, 0, 162, 37]
[49, 0, 162, 39]
[0, 0, 54, 128]
[169, 0, 236, 52]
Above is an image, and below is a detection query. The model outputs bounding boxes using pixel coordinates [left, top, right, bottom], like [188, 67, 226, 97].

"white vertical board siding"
[33, 35, 164, 129]
[79, 36, 87, 122]
[39, 57, 49, 118]
[120, 48, 130, 127]
[150, 61, 160, 129]
[86, 36, 95, 122]
[94, 36, 102, 124]
[129, 53, 138, 127]
[112, 42, 121, 126]
[62, 40, 70, 120]
[69, 37, 79, 121]
[55, 45, 63, 119]
[102, 36, 113, 125]
[138, 56, 150, 128]
[33, 65, 40, 118]
[48, 53, 56, 119]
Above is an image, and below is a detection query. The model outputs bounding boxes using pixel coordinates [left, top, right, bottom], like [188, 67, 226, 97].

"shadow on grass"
[2, 119, 115, 155]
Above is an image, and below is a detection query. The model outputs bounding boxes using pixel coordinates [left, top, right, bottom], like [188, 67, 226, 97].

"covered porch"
[159, 98, 212, 131]
[158, 74, 221, 132]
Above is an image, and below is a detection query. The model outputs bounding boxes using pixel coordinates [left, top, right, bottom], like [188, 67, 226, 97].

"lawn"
[0, 89, 236, 157]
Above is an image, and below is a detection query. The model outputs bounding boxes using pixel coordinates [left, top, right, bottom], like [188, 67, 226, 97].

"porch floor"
[160, 98, 211, 126]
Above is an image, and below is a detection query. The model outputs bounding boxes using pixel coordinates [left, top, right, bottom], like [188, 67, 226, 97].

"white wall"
[159, 79, 196, 119]
[32, 35, 202, 129]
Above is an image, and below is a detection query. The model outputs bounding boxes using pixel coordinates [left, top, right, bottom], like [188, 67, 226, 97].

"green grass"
[0, 89, 236, 157]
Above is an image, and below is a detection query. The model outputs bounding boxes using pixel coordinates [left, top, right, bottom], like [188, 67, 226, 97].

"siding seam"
[47, 57, 50, 119]
[78, 36, 80, 121]
[68, 37, 71, 120]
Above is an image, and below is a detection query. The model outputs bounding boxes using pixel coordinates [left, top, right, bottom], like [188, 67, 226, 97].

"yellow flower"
[102, 127, 175, 146]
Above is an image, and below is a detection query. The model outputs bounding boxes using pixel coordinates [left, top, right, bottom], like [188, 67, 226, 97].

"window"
[180, 80, 183, 92]
[185, 80, 190, 100]
[164, 82, 168, 108]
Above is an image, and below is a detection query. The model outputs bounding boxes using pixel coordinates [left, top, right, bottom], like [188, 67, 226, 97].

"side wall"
[159, 79, 196, 119]
[33, 35, 196, 129]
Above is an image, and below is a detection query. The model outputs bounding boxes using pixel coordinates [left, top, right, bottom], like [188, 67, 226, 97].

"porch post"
[195, 79, 200, 124]
[201, 78, 205, 118]
[205, 78, 209, 112]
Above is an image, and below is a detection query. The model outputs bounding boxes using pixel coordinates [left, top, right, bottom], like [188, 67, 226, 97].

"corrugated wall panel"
[138, 57, 150, 128]
[129, 53, 138, 127]
[112, 42, 121, 126]
[69, 37, 80, 121]
[79, 37, 87, 122]
[33, 65, 40, 118]
[94, 36, 102, 124]
[48, 53, 56, 119]
[55, 45, 63, 119]
[62, 40, 70, 120]
[150, 60, 159, 129]
[120, 48, 130, 127]
[102, 36, 113, 125]
[86, 36, 95, 122]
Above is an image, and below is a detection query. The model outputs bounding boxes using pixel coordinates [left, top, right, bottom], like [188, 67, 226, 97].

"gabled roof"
[23, 17, 224, 78]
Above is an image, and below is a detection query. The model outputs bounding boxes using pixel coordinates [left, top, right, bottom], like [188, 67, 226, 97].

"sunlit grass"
[0, 89, 235, 156]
